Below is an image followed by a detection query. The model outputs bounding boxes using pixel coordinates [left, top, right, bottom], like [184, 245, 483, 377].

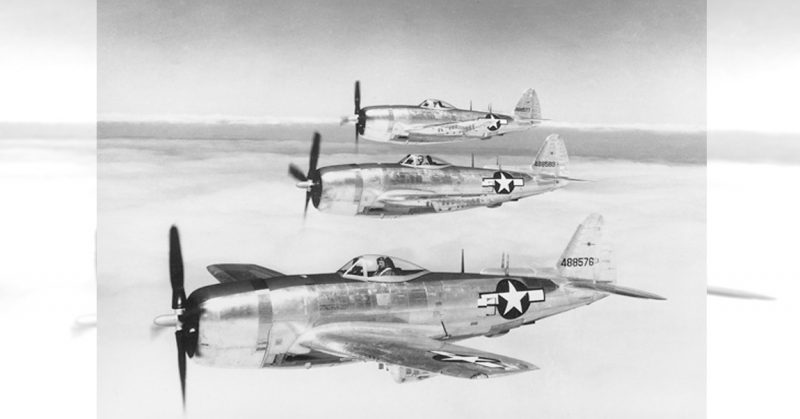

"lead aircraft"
[341, 81, 542, 147]
[153, 214, 664, 407]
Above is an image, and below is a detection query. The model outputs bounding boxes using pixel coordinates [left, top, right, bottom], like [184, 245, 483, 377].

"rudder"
[556, 214, 616, 282]
[531, 134, 569, 178]
[514, 88, 541, 120]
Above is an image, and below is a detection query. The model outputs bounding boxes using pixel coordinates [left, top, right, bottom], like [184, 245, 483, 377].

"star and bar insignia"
[478, 279, 545, 319]
[430, 351, 514, 370]
[482, 171, 524, 194]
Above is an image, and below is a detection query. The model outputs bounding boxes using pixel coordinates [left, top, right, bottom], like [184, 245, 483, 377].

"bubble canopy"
[398, 154, 451, 167]
[337, 255, 428, 282]
[418, 99, 455, 109]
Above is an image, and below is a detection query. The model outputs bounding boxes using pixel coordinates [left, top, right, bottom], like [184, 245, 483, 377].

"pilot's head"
[414, 155, 423, 165]
[377, 257, 386, 269]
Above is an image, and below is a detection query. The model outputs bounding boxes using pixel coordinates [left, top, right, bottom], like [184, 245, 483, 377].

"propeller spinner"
[288, 132, 323, 219]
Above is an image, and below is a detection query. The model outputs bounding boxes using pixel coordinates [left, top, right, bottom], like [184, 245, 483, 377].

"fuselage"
[359, 105, 533, 143]
[314, 163, 566, 216]
[186, 271, 606, 369]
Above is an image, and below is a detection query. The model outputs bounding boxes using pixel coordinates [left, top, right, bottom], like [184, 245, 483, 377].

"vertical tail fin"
[531, 134, 569, 178]
[514, 88, 541, 120]
[557, 214, 616, 282]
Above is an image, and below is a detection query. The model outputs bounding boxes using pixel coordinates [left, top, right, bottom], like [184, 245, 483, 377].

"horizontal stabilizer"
[538, 173, 588, 182]
[569, 280, 666, 300]
[707, 286, 774, 300]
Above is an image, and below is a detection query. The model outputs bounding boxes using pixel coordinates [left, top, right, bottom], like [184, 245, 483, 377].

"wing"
[299, 324, 537, 380]
[206, 264, 284, 283]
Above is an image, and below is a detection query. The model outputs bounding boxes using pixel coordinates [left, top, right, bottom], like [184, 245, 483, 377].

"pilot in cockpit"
[376, 257, 396, 276]
[413, 155, 424, 166]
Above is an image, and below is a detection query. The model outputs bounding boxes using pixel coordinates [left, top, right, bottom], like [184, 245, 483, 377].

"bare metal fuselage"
[359, 106, 534, 143]
[189, 272, 605, 369]
[314, 163, 565, 216]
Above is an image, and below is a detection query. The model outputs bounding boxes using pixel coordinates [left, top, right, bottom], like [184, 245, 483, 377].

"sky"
[707, 0, 800, 132]
[2, 0, 798, 131]
[0, 0, 95, 123]
[98, 0, 707, 127]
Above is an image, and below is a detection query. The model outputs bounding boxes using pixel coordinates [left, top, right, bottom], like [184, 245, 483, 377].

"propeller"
[353, 81, 365, 151]
[288, 132, 323, 219]
[152, 225, 200, 411]
[169, 226, 189, 408]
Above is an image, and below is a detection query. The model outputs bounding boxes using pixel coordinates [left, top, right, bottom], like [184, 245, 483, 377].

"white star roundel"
[478, 279, 545, 319]
[481, 171, 524, 194]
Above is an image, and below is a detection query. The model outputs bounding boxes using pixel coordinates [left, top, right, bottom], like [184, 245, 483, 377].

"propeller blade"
[308, 132, 320, 176]
[354, 81, 362, 152]
[169, 226, 186, 310]
[288, 164, 307, 182]
[176, 330, 187, 409]
[354, 80, 361, 115]
[460, 249, 465, 274]
[304, 192, 311, 220]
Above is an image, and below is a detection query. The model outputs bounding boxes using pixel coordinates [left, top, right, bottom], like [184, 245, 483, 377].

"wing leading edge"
[206, 264, 284, 283]
[298, 323, 537, 381]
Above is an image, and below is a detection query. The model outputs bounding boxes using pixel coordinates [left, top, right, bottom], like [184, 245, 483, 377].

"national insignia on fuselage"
[478, 278, 545, 319]
[481, 171, 524, 194]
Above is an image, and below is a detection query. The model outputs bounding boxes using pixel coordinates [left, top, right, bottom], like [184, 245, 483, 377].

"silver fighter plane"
[154, 214, 664, 406]
[341, 81, 542, 146]
[289, 132, 576, 217]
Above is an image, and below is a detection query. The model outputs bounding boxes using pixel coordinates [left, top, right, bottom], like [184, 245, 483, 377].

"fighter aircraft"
[289, 132, 575, 217]
[341, 81, 542, 146]
[153, 214, 664, 406]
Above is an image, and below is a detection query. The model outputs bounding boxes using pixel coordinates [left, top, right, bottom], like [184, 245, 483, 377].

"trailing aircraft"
[341, 81, 542, 146]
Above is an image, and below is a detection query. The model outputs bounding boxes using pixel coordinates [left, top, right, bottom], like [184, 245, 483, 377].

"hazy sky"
[708, 0, 800, 132]
[99, 0, 707, 126]
[3, 1, 797, 130]
[0, 0, 95, 122]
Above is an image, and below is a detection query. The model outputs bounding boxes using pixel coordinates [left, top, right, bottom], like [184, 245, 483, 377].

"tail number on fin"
[533, 160, 557, 168]
[560, 257, 597, 267]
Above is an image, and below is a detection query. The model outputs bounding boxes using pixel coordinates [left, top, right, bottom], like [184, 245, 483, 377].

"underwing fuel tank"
[187, 281, 273, 368]
[315, 166, 361, 215]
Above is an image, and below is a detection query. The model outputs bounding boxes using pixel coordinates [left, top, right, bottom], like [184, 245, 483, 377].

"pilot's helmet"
[414, 155, 424, 165]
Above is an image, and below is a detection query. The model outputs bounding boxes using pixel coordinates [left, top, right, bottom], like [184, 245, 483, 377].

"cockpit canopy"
[337, 254, 428, 282]
[418, 99, 455, 109]
[398, 154, 451, 167]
